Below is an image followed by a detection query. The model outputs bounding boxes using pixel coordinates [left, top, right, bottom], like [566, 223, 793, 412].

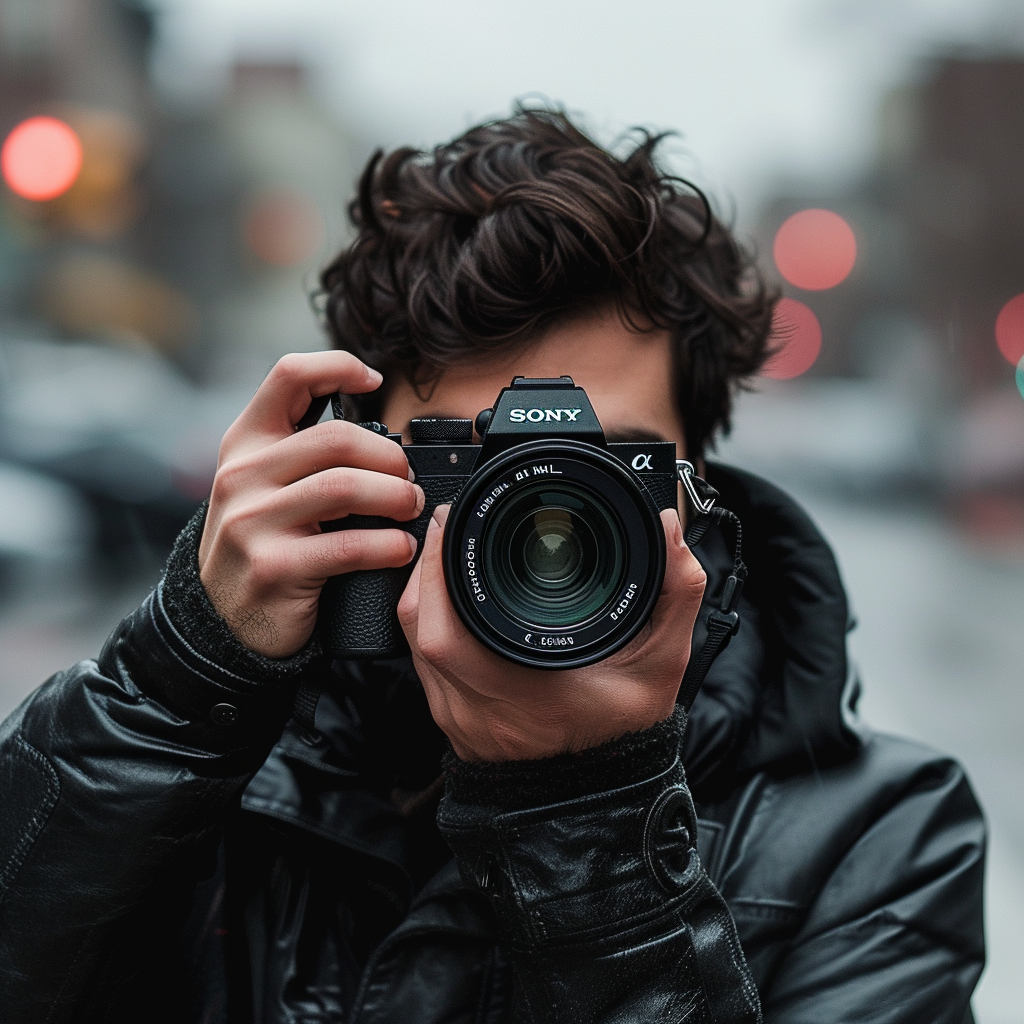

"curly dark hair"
[319, 107, 777, 458]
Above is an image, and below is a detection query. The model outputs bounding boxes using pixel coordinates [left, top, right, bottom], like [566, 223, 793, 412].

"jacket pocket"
[0, 733, 60, 904]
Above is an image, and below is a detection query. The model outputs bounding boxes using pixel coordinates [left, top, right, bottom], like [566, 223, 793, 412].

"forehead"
[381, 310, 685, 448]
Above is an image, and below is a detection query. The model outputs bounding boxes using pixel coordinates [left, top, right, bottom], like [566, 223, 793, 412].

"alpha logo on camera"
[508, 408, 583, 423]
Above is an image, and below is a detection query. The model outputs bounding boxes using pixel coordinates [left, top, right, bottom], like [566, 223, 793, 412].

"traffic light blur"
[3, 108, 144, 240]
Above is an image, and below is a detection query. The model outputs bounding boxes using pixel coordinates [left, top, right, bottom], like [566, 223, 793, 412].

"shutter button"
[211, 702, 240, 726]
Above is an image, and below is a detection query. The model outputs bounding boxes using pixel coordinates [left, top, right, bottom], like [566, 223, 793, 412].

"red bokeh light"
[763, 297, 822, 379]
[773, 209, 857, 291]
[1, 116, 83, 201]
[995, 293, 1024, 366]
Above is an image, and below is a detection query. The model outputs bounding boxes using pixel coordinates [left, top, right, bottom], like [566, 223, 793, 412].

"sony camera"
[318, 376, 679, 669]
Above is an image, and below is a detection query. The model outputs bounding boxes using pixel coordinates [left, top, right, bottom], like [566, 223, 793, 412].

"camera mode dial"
[410, 418, 474, 444]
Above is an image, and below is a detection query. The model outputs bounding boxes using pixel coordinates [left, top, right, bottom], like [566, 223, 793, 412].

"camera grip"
[317, 476, 466, 658]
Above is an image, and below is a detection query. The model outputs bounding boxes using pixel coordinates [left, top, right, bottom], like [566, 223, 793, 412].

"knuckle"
[329, 527, 365, 564]
[399, 480, 422, 517]
[212, 456, 248, 498]
[247, 546, 283, 590]
[364, 434, 408, 477]
[417, 629, 450, 670]
[317, 418, 355, 456]
[385, 529, 416, 565]
[432, 707, 455, 737]
[216, 431, 237, 465]
[270, 352, 306, 384]
[311, 467, 351, 506]
[397, 587, 418, 628]
[687, 565, 708, 593]
[218, 500, 260, 541]
[335, 351, 361, 375]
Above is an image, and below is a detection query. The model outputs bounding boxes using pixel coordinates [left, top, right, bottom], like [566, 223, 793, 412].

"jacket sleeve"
[436, 709, 762, 1024]
[761, 746, 986, 1024]
[0, 510, 318, 1023]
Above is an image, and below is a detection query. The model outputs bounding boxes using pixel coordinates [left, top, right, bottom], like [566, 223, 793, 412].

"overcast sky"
[151, 0, 1024, 222]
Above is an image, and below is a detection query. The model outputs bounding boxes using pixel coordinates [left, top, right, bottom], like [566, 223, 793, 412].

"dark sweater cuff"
[160, 503, 322, 687]
[443, 706, 686, 812]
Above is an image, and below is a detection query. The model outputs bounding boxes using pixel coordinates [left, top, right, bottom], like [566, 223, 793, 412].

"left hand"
[397, 504, 707, 762]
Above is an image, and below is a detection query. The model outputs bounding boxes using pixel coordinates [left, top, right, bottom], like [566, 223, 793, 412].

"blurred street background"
[0, 1, 1023, 1020]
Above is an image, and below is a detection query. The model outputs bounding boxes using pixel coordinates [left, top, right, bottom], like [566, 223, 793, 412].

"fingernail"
[406, 532, 418, 558]
[407, 464, 416, 482]
[413, 484, 425, 514]
[366, 366, 383, 386]
[432, 503, 450, 527]
[427, 513, 441, 533]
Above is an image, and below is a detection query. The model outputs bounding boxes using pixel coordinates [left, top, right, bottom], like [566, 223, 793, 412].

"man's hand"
[398, 504, 706, 761]
[198, 352, 424, 658]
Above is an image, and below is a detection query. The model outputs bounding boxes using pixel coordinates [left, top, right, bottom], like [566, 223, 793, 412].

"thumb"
[649, 509, 707, 633]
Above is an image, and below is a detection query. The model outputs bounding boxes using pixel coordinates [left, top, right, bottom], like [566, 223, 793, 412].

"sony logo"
[509, 408, 583, 423]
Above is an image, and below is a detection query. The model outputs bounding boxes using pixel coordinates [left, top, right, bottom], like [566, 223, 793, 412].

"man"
[0, 109, 984, 1022]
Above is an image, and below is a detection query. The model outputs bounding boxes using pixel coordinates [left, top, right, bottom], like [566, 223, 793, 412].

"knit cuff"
[443, 706, 686, 812]
[160, 503, 322, 687]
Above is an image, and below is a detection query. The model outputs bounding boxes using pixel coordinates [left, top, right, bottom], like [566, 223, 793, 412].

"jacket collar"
[683, 463, 860, 798]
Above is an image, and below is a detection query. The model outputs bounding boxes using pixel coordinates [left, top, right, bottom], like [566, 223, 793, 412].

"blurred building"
[199, 59, 359, 387]
[752, 52, 1024, 535]
[0, 0, 362, 575]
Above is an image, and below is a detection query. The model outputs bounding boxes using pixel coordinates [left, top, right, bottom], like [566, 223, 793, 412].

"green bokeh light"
[1018, 354, 1024, 401]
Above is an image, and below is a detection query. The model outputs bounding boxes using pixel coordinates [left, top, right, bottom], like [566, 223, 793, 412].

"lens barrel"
[442, 440, 666, 668]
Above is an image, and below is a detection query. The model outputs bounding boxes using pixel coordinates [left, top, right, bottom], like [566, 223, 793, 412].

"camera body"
[319, 376, 678, 669]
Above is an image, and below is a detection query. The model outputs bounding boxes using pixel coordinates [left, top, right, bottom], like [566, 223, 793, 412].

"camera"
[318, 376, 679, 669]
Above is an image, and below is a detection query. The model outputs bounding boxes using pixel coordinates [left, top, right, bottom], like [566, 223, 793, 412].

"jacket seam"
[0, 732, 61, 906]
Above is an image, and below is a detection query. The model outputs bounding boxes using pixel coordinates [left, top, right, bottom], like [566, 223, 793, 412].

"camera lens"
[484, 486, 625, 628]
[443, 439, 666, 669]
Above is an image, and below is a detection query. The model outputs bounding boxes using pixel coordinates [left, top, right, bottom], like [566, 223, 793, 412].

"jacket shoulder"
[701, 729, 983, 906]
[697, 730, 985, 1017]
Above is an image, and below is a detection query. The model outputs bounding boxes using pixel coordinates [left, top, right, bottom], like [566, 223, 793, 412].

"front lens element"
[482, 483, 625, 629]
[522, 510, 583, 583]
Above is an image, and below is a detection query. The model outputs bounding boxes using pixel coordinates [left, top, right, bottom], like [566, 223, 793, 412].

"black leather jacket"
[0, 465, 985, 1022]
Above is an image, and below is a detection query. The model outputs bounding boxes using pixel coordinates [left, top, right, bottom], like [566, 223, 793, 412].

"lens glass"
[482, 482, 626, 628]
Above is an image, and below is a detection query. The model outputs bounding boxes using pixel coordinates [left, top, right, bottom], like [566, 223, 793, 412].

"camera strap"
[675, 461, 746, 714]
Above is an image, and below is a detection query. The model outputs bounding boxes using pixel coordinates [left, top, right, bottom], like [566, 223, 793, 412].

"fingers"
[257, 467, 424, 529]
[297, 526, 418, 580]
[221, 351, 383, 459]
[241, 419, 412, 489]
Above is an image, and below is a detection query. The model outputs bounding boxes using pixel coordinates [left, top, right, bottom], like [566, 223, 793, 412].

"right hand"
[197, 351, 424, 658]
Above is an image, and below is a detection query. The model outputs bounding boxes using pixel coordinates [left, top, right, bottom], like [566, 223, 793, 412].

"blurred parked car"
[0, 335, 247, 571]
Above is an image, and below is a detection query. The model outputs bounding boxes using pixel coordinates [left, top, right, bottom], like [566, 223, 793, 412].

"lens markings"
[609, 582, 639, 621]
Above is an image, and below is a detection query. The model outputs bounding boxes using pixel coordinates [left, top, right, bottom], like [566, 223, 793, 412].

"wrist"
[443, 706, 685, 812]
[446, 697, 679, 763]
[162, 503, 322, 684]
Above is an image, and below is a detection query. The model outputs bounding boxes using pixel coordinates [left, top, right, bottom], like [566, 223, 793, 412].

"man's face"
[381, 307, 687, 465]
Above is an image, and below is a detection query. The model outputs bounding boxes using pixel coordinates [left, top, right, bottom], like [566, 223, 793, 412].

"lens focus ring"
[441, 440, 667, 669]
